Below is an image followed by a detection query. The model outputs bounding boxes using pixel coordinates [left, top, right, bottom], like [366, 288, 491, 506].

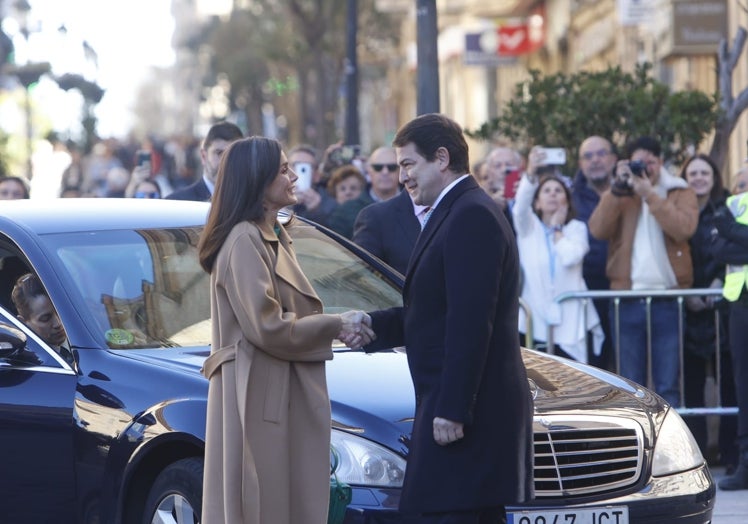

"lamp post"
[416, 0, 439, 115]
[344, 0, 359, 145]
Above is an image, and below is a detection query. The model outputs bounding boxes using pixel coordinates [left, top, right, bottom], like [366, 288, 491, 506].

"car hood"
[121, 346, 662, 444]
[325, 349, 663, 441]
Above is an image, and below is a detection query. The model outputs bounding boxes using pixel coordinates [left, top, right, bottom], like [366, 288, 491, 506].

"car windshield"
[41, 222, 402, 349]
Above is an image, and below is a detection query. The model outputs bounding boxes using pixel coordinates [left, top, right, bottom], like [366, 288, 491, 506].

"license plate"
[507, 506, 629, 524]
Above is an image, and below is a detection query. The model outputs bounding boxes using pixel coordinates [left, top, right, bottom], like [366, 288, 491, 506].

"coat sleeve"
[712, 221, 748, 265]
[511, 175, 538, 238]
[364, 307, 406, 352]
[555, 220, 590, 267]
[352, 204, 382, 258]
[219, 231, 341, 362]
[646, 187, 698, 242]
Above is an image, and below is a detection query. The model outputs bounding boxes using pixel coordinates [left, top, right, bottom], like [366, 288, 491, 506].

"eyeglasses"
[581, 149, 611, 161]
[134, 192, 160, 199]
[371, 163, 399, 173]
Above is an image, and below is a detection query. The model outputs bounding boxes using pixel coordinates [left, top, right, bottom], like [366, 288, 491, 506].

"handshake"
[338, 311, 376, 349]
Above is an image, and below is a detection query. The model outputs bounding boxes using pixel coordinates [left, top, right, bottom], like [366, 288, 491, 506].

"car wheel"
[142, 457, 203, 524]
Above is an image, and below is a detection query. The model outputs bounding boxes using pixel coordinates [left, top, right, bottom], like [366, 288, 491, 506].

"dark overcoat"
[367, 176, 534, 514]
[353, 189, 420, 274]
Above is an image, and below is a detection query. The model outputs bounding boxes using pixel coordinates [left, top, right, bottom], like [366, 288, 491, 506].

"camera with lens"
[629, 160, 647, 178]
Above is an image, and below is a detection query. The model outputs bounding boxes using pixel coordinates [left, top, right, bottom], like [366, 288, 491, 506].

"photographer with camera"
[589, 136, 698, 407]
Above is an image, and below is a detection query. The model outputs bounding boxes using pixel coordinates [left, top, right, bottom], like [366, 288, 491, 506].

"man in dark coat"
[166, 121, 243, 201]
[571, 135, 616, 370]
[362, 113, 534, 522]
[352, 189, 422, 274]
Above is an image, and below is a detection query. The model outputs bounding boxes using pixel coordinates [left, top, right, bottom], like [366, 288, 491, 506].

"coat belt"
[201, 344, 237, 379]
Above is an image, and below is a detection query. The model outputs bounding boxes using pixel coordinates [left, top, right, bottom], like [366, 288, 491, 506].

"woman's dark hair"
[11, 273, 45, 318]
[198, 136, 282, 273]
[0, 176, 31, 199]
[532, 175, 576, 224]
[392, 113, 470, 175]
[678, 153, 725, 203]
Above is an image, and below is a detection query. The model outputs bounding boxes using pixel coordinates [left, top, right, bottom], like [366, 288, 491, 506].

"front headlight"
[331, 429, 406, 487]
[651, 408, 704, 476]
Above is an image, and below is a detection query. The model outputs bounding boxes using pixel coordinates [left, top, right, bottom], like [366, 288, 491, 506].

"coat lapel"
[404, 177, 478, 290]
[257, 220, 320, 302]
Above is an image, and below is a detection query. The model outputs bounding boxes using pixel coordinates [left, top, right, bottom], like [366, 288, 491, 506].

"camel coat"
[201, 219, 342, 524]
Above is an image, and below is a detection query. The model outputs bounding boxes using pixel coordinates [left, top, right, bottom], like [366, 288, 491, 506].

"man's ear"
[436, 147, 450, 169]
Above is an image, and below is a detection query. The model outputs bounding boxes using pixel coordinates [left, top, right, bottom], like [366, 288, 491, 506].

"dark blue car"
[0, 199, 714, 523]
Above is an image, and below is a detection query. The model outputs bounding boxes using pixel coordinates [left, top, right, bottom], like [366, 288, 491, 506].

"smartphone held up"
[294, 162, 313, 192]
[503, 169, 521, 199]
[537, 147, 566, 166]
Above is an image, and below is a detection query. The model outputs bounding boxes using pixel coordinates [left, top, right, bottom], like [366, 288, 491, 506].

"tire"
[142, 457, 203, 524]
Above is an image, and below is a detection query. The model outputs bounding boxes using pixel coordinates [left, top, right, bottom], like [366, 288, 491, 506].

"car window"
[289, 223, 402, 313]
[40, 224, 401, 349]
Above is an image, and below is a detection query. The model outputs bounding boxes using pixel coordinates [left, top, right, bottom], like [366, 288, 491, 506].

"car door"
[0, 306, 78, 523]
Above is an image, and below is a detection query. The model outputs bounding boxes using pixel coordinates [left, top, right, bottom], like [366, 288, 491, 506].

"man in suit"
[359, 113, 534, 522]
[352, 189, 424, 274]
[327, 146, 401, 238]
[166, 121, 243, 201]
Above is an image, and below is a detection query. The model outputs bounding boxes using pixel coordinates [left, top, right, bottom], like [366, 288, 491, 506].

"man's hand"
[338, 310, 375, 349]
[433, 417, 464, 446]
[630, 171, 654, 200]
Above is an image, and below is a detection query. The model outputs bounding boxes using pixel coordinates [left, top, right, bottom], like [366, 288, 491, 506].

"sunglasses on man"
[371, 163, 399, 173]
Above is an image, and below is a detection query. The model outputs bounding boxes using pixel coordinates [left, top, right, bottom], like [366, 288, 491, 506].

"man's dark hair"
[392, 113, 470, 174]
[202, 121, 243, 151]
[626, 136, 661, 158]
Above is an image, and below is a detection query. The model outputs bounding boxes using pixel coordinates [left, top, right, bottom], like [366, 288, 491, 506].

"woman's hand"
[338, 311, 375, 349]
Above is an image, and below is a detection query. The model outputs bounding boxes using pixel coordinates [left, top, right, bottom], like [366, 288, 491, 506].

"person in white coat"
[512, 167, 603, 362]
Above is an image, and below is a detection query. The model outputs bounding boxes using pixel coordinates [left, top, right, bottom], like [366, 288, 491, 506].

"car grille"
[533, 415, 643, 498]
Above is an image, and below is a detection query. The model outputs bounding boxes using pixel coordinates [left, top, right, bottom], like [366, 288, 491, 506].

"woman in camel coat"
[197, 136, 371, 524]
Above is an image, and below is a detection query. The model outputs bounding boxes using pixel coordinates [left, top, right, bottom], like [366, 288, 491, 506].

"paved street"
[711, 467, 748, 523]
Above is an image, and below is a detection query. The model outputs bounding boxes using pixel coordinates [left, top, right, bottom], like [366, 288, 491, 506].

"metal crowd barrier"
[535, 288, 737, 417]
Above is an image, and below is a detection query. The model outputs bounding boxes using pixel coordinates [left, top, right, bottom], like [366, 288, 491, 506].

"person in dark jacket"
[355, 114, 534, 521]
[679, 153, 737, 471]
[715, 175, 748, 491]
[571, 136, 617, 370]
[352, 189, 421, 274]
[166, 121, 243, 202]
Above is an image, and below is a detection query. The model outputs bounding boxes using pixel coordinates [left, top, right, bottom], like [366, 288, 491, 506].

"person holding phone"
[476, 146, 524, 232]
[289, 144, 339, 228]
[513, 146, 603, 362]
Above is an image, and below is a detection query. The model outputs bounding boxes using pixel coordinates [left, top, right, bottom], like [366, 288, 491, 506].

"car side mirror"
[0, 322, 28, 358]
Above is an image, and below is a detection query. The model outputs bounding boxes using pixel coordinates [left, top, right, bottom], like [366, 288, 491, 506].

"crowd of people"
[3, 115, 748, 510]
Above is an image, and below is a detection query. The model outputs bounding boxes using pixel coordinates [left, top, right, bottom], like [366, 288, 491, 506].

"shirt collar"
[430, 174, 469, 212]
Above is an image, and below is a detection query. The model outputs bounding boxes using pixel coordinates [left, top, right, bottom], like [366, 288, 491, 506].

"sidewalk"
[711, 466, 748, 523]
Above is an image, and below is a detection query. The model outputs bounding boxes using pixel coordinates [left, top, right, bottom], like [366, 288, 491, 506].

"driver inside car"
[11, 272, 74, 367]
